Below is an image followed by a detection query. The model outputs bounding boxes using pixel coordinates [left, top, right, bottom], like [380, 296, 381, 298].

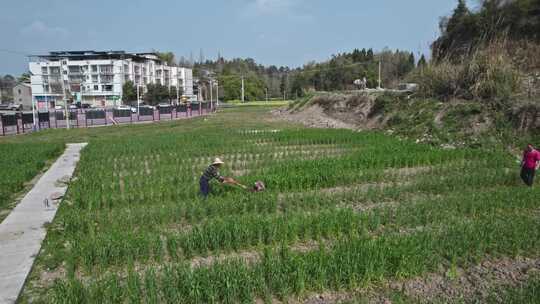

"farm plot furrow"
[18, 107, 540, 303]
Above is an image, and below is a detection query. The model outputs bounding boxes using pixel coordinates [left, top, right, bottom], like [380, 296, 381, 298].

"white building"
[29, 51, 194, 108]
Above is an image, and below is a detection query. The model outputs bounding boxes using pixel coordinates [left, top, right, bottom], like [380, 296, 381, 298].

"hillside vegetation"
[280, 0, 540, 152]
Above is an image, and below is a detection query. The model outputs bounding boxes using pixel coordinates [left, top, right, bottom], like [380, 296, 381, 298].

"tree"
[408, 53, 415, 69]
[18, 73, 30, 83]
[0, 75, 16, 102]
[218, 75, 265, 101]
[144, 84, 169, 105]
[280, 75, 287, 98]
[446, 0, 469, 34]
[155, 51, 176, 66]
[122, 81, 137, 104]
[417, 55, 427, 68]
[366, 49, 374, 61]
[168, 86, 183, 104]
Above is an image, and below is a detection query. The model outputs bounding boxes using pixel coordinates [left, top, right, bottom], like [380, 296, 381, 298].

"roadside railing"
[0, 101, 216, 136]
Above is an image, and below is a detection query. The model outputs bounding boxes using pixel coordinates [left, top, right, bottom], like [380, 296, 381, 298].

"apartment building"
[29, 51, 194, 108]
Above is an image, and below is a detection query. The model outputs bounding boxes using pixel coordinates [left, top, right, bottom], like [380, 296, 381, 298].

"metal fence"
[0, 102, 215, 136]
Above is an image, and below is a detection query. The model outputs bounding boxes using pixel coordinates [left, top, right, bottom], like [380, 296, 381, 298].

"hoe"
[224, 177, 266, 192]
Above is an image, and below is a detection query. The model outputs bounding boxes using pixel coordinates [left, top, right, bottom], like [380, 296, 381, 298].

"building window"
[99, 65, 113, 74]
[50, 67, 60, 75]
[101, 75, 113, 83]
[62, 60, 67, 65]
[91, 65, 98, 73]
[103, 85, 113, 92]
[94, 85, 99, 91]
[18, 89, 21, 94]
[70, 84, 81, 92]
[68, 66, 81, 73]
[92, 75, 98, 83]
[41, 67, 48, 74]
[43, 85, 50, 93]
[69, 75, 84, 83]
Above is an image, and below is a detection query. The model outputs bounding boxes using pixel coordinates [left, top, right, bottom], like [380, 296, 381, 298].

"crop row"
[59, 159, 508, 239]
[49, 212, 540, 304]
[67, 151, 510, 214]
[50, 182, 540, 274]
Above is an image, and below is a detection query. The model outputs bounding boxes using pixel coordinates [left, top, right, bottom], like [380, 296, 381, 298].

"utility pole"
[216, 81, 219, 106]
[31, 96, 37, 131]
[209, 79, 213, 104]
[60, 58, 70, 129]
[266, 87, 268, 103]
[378, 61, 382, 89]
[241, 76, 245, 103]
[136, 84, 140, 115]
[176, 84, 179, 105]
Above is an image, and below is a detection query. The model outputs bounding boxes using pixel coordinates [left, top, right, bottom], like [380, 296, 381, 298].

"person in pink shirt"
[521, 144, 540, 186]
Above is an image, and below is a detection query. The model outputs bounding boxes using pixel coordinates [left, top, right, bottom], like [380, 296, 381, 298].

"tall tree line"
[193, 48, 417, 101]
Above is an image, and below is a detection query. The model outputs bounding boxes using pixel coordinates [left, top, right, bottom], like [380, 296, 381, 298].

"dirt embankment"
[273, 93, 382, 130]
[273, 92, 540, 147]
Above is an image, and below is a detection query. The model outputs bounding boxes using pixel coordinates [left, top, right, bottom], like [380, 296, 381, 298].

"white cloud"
[20, 20, 69, 37]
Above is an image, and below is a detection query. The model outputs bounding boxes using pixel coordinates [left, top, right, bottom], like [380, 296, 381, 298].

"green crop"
[15, 106, 539, 303]
[0, 142, 63, 216]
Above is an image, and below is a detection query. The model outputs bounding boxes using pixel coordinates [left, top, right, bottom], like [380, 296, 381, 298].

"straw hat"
[212, 158, 225, 165]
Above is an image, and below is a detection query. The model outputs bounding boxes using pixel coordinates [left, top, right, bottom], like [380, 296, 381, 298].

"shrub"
[368, 94, 394, 118]
[413, 44, 522, 102]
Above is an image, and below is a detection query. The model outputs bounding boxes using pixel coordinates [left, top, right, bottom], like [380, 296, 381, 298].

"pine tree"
[446, 0, 469, 34]
[408, 53, 415, 69]
[366, 49, 374, 61]
[417, 55, 427, 68]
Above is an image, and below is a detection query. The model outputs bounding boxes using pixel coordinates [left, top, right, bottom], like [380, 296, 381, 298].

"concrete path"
[0, 143, 87, 304]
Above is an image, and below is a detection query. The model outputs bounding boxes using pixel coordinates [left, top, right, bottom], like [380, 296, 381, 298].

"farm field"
[14, 105, 540, 303]
[0, 142, 64, 221]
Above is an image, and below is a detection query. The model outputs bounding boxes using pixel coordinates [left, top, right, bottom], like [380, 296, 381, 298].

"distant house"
[13, 83, 32, 110]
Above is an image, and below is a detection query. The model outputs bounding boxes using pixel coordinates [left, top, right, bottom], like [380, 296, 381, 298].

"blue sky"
[0, 0, 472, 75]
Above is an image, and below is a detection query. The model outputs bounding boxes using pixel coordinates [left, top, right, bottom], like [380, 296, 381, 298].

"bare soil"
[273, 105, 359, 130]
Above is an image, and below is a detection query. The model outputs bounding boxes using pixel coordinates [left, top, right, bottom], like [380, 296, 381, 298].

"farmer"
[200, 158, 225, 198]
[520, 144, 540, 187]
